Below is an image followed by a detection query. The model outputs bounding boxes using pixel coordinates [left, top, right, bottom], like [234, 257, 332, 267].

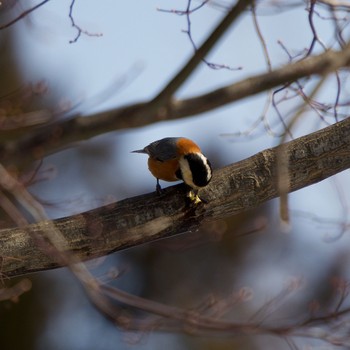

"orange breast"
[148, 158, 180, 182]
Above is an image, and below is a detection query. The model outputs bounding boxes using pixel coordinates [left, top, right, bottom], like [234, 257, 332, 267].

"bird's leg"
[156, 178, 162, 195]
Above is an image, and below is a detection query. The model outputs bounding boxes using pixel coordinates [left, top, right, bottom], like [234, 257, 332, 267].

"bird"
[132, 137, 212, 204]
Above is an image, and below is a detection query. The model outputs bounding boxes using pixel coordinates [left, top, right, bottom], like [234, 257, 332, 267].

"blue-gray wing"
[144, 137, 180, 161]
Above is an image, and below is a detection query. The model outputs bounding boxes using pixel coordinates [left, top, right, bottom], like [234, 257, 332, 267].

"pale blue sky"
[4, 2, 350, 349]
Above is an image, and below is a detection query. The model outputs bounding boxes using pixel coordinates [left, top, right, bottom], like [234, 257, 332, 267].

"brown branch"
[158, 0, 238, 70]
[0, 0, 51, 30]
[2, 43, 350, 166]
[1, 117, 350, 278]
[152, 0, 252, 105]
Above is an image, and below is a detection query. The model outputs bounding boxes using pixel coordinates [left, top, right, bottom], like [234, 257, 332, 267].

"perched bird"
[132, 137, 212, 203]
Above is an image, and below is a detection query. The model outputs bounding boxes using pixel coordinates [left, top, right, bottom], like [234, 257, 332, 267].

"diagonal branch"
[1, 116, 350, 278]
[0, 0, 51, 30]
[2, 44, 350, 166]
[152, 0, 252, 105]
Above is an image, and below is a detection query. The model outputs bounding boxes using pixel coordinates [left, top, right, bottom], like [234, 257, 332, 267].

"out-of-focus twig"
[277, 75, 328, 225]
[0, 0, 51, 30]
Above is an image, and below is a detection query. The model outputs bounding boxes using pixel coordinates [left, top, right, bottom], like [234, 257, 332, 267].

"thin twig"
[68, 0, 102, 43]
[0, 0, 51, 30]
[152, 0, 252, 106]
[158, 0, 239, 70]
[277, 75, 328, 224]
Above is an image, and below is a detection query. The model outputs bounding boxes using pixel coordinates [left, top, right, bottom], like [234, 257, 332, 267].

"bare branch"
[0, 0, 51, 30]
[1, 117, 350, 278]
[0, 154, 121, 319]
[152, 0, 252, 105]
[306, 0, 328, 57]
[158, 0, 240, 70]
[252, 0, 272, 71]
[2, 43, 350, 166]
[277, 75, 328, 224]
[68, 0, 102, 44]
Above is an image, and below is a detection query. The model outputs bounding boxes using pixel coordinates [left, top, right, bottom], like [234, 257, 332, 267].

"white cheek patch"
[197, 152, 212, 182]
[179, 156, 196, 188]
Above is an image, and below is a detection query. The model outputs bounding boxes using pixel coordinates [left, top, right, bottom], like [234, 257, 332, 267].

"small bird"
[132, 137, 212, 203]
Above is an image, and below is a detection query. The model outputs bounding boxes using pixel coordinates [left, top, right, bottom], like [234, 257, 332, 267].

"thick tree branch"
[2, 43, 350, 166]
[1, 117, 350, 278]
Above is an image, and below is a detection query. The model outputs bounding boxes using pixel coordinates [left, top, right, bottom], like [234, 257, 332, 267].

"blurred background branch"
[2, 43, 350, 166]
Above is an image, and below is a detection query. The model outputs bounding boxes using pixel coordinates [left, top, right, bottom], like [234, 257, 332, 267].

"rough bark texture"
[1, 117, 350, 277]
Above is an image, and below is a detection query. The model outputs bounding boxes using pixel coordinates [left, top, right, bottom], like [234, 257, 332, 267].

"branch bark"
[1, 117, 350, 278]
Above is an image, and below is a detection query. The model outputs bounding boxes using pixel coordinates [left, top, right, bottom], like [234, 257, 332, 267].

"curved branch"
[1, 117, 350, 278]
[2, 44, 350, 166]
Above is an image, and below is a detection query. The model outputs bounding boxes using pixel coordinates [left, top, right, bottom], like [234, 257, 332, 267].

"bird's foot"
[187, 190, 202, 205]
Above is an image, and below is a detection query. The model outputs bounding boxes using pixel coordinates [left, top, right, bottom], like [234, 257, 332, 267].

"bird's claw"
[187, 190, 202, 205]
